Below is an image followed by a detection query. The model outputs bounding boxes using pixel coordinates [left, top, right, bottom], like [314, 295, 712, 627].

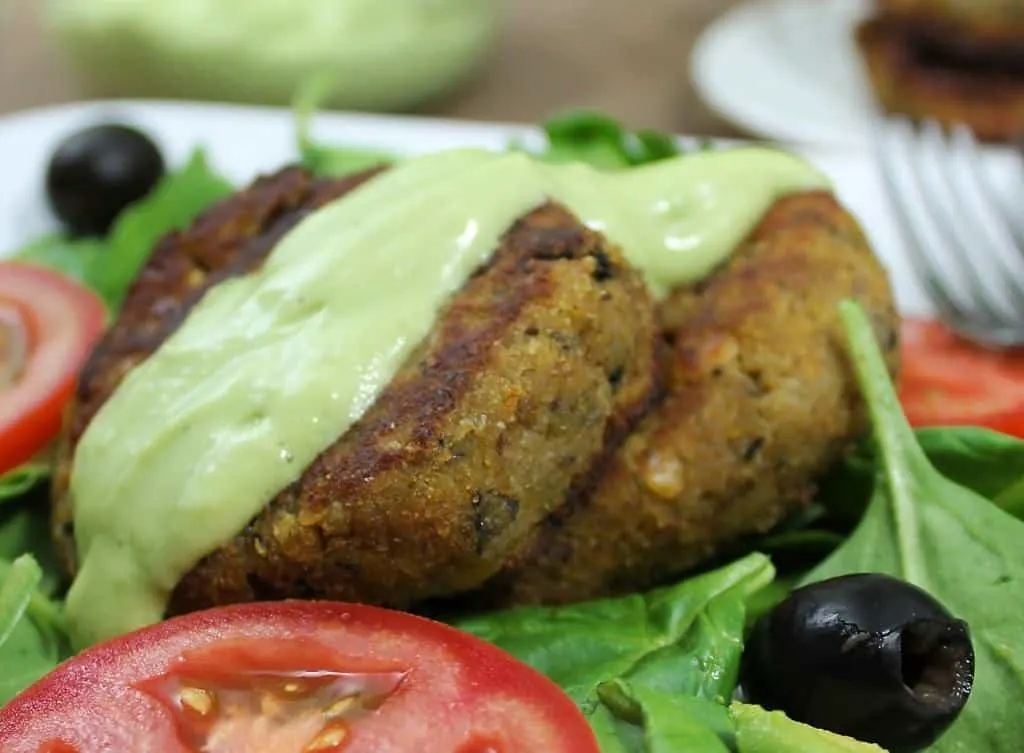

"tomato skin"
[0, 263, 107, 473]
[0, 601, 601, 753]
[898, 318, 1024, 439]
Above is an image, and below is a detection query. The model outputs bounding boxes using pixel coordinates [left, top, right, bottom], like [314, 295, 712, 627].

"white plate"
[691, 0, 878, 147]
[0, 97, 983, 318]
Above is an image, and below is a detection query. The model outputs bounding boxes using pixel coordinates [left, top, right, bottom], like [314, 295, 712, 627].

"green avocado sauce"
[50, 0, 497, 111]
[66, 147, 828, 647]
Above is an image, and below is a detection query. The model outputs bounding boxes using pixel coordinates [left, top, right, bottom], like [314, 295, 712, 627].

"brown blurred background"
[0, 0, 745, 135]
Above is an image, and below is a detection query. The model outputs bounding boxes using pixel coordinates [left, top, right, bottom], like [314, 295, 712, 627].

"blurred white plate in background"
[691, 0, 879, 147]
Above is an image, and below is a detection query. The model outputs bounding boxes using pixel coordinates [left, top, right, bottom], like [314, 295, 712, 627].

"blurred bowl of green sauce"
[48, 0, 498, 112]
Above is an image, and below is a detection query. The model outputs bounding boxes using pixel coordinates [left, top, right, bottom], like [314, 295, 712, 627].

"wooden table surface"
[0, 0, 746, 137]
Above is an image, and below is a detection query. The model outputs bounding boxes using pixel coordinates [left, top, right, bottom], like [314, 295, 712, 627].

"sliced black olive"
[740, 573, 974, 753]
[45, 123, 165, 237]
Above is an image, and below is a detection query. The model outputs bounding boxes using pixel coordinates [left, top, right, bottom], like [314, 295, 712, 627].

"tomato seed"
[179, 687, 215, 716]
[324, 696, 359, 718]
[139, 670, 405, 752]
[303, 722, 349, 752]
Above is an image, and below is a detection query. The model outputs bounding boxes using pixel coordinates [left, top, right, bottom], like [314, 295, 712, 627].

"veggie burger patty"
[483, 192, 900, 605]
[51, 165, 662, 612]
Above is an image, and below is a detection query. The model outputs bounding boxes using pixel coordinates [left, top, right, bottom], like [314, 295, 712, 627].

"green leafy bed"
[1, 109, 1022, 753]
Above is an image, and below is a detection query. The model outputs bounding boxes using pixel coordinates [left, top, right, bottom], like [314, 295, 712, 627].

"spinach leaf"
[730, 703, 884, 752]
[598, 680, 735, 753]
[996, 476, 1024, 520]
[530, 111, 684, 169]
[534, 111, 639, 169]
[0, 618, 60, 707]
[0, 473, 70, 706]
[93, 150, 233, 310]
[294, 90, 685, 178]
[743, 577, 797, 628]
[801, 301, 1024, 753]
[295, 78, 396, 177]
[0, 465, 49, 509]
[817, 426, 1024, 526]
[458, 554, 773, 749]
[753, 425, 1024, 587]
[0, 556, 66, 706]
[0, 506, 63, 598]
[755, 528, 845, 565]
[0, 463, 61, 598]
[0, 556, 40, 648]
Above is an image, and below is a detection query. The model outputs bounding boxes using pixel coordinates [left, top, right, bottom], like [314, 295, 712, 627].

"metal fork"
[874, 119, 1024, 348]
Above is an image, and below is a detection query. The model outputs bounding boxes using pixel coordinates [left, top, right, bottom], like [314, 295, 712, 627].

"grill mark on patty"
[282, 277, 552, 509]
[247, 208, 637, 513]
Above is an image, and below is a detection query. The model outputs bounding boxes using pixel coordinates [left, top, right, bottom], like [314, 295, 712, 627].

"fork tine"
[910, 121, 1020, 323]
[873, 119, 976, 326]
[916, 121, 1024, 323]
[961, 127, 1024, 252]
[944, 124, 1024, 320]
[951, 124, 1024, 250]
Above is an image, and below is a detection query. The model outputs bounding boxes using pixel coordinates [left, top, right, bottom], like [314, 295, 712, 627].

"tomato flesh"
[898, 318, 1024, 438]
[138, 638, 407, 753]
[0, 302, 30, 389]
[0, 263, 107, 473]
[0, 602, 600, 753]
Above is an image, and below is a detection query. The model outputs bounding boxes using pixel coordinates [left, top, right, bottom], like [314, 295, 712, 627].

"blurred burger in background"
[48, 0, 497, 112]
[856, 0, 1024, 140]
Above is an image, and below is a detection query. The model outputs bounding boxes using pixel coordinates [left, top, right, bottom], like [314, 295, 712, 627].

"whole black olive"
[45, 123, 165, 237]
[740, 573, 974, 753]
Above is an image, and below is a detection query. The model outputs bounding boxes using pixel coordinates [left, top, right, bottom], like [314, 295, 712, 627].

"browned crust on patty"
[51, 166, 384, 573]
[52, 167, 661, 613]
[856, 16, 1024, 141]
[478, 192, 900, 606]
[876, 0, 1024, 44]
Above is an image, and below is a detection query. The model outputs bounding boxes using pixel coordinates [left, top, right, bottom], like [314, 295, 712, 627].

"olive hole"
[900, 620, 969, 708]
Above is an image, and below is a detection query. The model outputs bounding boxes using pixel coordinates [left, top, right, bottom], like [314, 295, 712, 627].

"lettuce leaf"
[458, 553, 774, 750]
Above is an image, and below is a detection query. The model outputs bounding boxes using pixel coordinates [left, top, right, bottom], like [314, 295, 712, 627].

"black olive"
[740, 573, 974, 753]
[45, 123, 165, 237]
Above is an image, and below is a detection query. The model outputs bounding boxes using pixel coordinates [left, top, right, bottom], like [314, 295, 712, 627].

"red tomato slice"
[0, 262, 106, 473]
[898, 318, 1024, 438]
[0, 601, 601, 753]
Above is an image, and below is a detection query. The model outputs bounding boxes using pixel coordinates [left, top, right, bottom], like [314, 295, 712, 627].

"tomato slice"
[898, 318, 1024, 438]
[0, 602, 600, 753]
[0, 262, 106, 474]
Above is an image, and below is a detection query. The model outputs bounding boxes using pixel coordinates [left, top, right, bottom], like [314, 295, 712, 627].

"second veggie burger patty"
[483, 192, 900, 605]
[52, 165, 661, 612]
